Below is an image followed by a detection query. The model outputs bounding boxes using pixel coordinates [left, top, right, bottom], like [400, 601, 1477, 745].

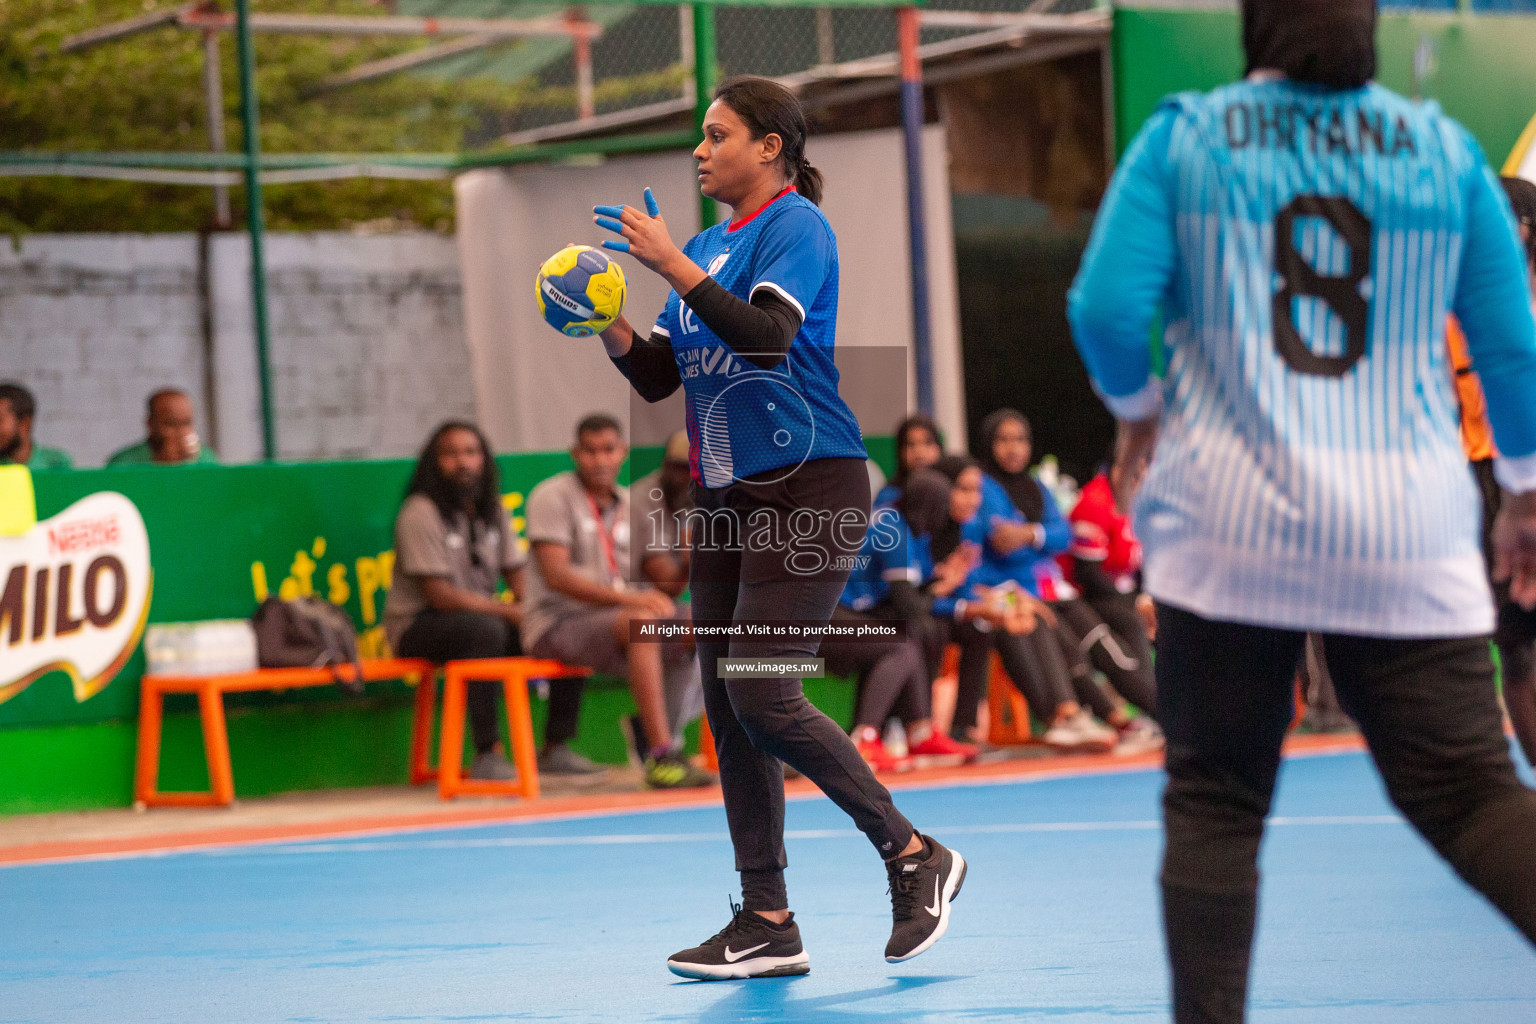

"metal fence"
[388, 0, 1106, 145]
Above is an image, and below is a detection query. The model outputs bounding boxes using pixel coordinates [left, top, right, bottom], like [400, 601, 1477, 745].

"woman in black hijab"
[979, 412, 1160, 733]
[874, 415, 945, 507]
[825, 466, 985, 768]
[929, 456, 1114, 751]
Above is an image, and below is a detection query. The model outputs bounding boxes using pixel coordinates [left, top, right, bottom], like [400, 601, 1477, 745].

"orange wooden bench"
[410, 657, 590, 801]
[135, 656, 591, 808]
[939, 643, 1036, 746]
[135, 658, 435, 809]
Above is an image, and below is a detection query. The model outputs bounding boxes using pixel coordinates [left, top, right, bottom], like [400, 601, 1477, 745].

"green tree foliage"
[0, 0, 534, 232]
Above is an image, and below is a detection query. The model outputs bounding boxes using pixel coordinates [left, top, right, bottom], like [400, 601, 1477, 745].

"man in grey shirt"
[628, 430, 705, 739]
[383, 421, 577, 780]
[524, 415, 711, 789]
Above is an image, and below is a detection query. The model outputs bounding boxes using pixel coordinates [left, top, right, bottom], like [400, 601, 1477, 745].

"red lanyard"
[585, 491, 620, 579]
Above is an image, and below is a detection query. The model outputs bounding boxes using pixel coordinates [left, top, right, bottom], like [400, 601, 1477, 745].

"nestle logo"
[47, 516, 120, 556]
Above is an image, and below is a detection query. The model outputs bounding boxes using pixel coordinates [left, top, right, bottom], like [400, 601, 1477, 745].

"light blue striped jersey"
[1069, 79, 1536, 636]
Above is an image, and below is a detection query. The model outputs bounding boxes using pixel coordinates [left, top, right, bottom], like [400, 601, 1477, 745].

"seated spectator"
[0, 383, 71, 471]
[382, 421, 538, 782]
[872, 414, 944, 507]
[1062, 462, 1160, 722]
[627, 430, 705, 750]
[973, 413, 1159, 752]
[107, 389, 218, 466]
[523, 415, 712, 789]
[826, 490, 980, 769]
[823, 607, 976, 772]
[928, 456, 1117, 752]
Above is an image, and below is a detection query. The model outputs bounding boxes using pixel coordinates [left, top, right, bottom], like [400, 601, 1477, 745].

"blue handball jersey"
[838, 505, 975, 619]
[652, 190, 868, 487]
[840, 505, 919, 611]
[1069, 80, 1536, 637]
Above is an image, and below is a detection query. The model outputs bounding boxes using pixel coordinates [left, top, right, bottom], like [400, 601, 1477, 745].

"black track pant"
[947, 619, 997, 736]
[397, 609, 581, 753]
[823, 606, 932, 728]
[1073, 592, 1159, 718]
[691, 459, 915, 911]
[951, 621, 1080, 735]
[1156, 602, 1536, 1024]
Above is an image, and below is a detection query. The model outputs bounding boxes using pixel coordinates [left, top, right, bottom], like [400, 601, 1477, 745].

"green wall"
[1112, 7, 1536, 162]
[0, 439, 892, 815]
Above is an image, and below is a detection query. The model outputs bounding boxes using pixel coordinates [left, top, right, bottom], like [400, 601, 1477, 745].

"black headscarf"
[978, 408, 1045, 524]
[897, 468, 951, 539]
[892, 414, 942, 489]
[926, 455, 978, 563]
[1242, 0, 1376, 91]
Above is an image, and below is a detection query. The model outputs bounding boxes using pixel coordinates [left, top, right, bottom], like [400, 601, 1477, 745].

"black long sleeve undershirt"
[609, 279, 805, 402]
[610, 330, 682, 403]
[681, 277, 803, 371]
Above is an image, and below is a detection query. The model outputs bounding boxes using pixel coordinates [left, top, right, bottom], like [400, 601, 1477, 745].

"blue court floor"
[4, 750, 1534, 1023]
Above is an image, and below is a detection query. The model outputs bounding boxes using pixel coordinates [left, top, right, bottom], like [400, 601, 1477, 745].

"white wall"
[455, 125, 967, 454]
[0, 235, 206, 466]
[0, 232, 474, 466]
[211, 232, 474, 463]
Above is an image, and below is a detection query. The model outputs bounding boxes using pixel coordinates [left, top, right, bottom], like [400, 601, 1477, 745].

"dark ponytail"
[713, 76, 822, 206]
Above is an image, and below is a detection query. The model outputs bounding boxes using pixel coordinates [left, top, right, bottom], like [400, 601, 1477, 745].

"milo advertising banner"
[0, 490, 153, 708]
[0, 453, 582, 731]
[0, 435, 890, 736]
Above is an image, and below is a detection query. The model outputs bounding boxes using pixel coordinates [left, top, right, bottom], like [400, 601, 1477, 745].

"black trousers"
[691, 458, 916, 911]
[1156, 602, 1536, 1024]
[1076, 591, 1158, 718]
[951, 621, 1081, 735]
[396, 609, 582, 754]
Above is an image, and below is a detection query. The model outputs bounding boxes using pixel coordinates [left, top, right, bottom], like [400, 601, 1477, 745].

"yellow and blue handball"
[535, 244, 626, 337]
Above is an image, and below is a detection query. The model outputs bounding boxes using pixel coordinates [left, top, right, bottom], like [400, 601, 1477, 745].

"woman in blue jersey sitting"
[592, 75, 964, 978]
[928, 455, 1116, 751]
[974, 410, 1159, 748]
[826, 469, 992, 771]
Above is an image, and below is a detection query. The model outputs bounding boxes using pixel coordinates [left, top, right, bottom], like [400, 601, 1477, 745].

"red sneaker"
[908, 731, 979, 764]
[853, 726, 911, 773]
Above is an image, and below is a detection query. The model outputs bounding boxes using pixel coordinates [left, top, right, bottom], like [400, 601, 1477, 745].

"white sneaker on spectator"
[538, 742, 605, 775]
[1113, 717, 1166, 756]
[1070, 711, 1119, 752]
[1043, 711, 1117, 753]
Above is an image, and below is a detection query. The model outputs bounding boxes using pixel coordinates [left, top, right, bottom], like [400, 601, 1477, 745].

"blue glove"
[593, 188, 660, 253]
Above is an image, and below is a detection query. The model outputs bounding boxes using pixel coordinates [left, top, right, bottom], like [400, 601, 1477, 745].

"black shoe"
[884, 833, 966, 963]
[667, 899, 811, 980]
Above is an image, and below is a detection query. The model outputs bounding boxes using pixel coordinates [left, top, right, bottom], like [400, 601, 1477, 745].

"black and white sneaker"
[667, 899, 811, 980]
[884, 833, 966, 963]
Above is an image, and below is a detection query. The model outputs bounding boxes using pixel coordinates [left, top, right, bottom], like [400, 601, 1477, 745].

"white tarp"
[454, 125, 967, 455]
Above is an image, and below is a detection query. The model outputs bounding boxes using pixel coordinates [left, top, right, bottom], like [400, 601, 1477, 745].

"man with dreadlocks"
[1069, 0, 1536, 1019]
[383, 421, 550, 782]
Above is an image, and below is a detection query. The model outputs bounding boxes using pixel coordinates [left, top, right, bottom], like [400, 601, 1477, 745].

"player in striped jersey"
[1069, 1, 1536, 1019]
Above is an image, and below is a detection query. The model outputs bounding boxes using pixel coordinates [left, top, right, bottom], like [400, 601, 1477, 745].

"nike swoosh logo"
[723, 942, 770, 963]
[926, 875, 943, 918]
